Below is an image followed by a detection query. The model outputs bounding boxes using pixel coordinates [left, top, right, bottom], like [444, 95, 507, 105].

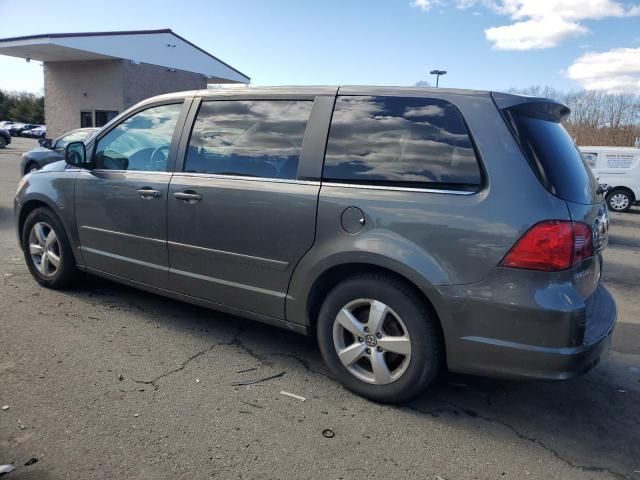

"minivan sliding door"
[166, 95, 332, 319]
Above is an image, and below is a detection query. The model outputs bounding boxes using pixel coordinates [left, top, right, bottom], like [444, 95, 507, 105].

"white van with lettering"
[580, 146, 640, 212]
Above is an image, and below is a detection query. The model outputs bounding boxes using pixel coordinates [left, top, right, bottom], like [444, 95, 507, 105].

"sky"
[0, 0, 639, 94]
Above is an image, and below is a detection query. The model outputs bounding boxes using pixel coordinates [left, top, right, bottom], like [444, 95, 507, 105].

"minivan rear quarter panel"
[287, 90, 572, 331]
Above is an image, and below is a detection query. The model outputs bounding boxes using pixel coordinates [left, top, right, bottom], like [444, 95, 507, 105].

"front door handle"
[173, 191, 202, 203]
[137, 188, 162, 199]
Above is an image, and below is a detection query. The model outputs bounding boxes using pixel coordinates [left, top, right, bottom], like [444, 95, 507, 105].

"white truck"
[580, 146, 640, 212]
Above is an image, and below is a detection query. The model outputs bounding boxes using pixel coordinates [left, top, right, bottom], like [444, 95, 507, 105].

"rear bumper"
[437, 282, 616, 381]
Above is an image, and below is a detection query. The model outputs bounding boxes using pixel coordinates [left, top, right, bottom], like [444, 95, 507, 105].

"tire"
[0, 136, 6, 148]
[21, 207, 78, 289]
[317, 274, 443, 403]
[607, 189, 632, 212]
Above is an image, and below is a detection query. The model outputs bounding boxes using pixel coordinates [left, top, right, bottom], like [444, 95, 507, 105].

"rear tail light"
[501, 220, 593, 272]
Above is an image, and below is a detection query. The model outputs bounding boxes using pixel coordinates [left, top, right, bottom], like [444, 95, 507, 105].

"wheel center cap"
[365, 334, 377, 348]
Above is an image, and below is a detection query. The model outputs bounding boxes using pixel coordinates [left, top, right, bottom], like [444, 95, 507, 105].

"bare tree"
[508, 87, 640, 147]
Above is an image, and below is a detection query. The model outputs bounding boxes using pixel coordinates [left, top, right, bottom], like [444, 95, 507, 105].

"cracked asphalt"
[1, 137, 639, 479]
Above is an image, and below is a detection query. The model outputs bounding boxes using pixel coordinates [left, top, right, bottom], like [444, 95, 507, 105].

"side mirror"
[41, 139, 52, 149]
[64, 141, 87, 167]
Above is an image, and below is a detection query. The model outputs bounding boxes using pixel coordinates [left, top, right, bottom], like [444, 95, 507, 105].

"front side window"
[94, 103, 182, 171]
[323, 96, 482, 189]
[184, 100, 313, 180]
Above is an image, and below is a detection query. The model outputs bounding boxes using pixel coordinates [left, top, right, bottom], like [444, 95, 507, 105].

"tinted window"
[94, 103, 182, 171]
[81, 111, 93, 128]
[504, 105, 599, 205]
[323, 96, 482, 189]
[185, 100, 313, 179]
[95, 110, 119, 127]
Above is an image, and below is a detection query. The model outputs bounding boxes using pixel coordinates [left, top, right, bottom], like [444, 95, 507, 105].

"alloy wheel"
[332, 299, 412, 385]
[609, 193, 630, 211]
[28, 222, 61, 277]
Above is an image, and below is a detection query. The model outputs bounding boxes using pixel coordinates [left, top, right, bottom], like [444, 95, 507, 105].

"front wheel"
[317, 274, 442, 403]
[607, 189, 632, 212]
[22, 207, 78, 289]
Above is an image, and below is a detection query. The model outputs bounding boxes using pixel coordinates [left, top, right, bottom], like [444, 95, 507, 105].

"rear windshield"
[503, 104, 600, 205]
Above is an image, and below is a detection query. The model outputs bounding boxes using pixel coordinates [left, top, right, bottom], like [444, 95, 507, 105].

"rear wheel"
[607, 189, 632, 212]
[317, 274, 442, 403]
[21, 207, 78, 289]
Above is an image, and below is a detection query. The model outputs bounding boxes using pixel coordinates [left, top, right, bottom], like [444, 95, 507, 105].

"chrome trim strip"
[79, 247, 167, 271]
[321, 182, 476, 195]
[172, 172, 320, 186]
[86, 169, 173, 176]
[168, 241, 289, 271]
[169, 267, 286, 298]
[80, 226, 165, 244]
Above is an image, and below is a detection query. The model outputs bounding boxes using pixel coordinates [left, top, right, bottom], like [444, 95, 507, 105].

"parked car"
[0, 120, 16, 129]
[23, 126, 46, 139]
[19, 128, 98, 175]
[14, 87, 616, 403]
[8, 123, 38, 136]
[0, 128, 11, 148]
[580, 146, 640, 212]
[8, 123, 41, 136]
[18, 124, 42, 136]
[7, 123, 25, 136]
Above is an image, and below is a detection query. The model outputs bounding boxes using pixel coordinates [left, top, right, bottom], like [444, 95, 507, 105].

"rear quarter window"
[323, 96, 482, 190]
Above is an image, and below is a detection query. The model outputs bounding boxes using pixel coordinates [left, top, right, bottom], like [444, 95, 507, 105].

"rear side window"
[323, 96, 482, 190]
[503, 104, 599, 205]
[185, 100, 313, 180]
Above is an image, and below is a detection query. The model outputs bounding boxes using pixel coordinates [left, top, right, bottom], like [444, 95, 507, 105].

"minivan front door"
[75, 101, 188, 288]
[166, 98, 325, 319]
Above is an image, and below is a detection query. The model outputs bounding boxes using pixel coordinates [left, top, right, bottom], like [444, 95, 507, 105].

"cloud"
[486, 0, 640, 50]
[411, 0, 444, 10]
[412, 0, 640, 50]
[486, 17, 586, 50]
[567, 47, 640, 92]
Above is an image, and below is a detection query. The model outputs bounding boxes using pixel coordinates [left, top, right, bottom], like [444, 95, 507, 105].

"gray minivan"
[14, 87, 616, 402]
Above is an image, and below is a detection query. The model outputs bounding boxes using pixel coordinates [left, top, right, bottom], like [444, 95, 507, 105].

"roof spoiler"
[491, 92, 571, 122]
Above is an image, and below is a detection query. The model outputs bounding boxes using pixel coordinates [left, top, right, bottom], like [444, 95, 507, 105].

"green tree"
[0, 90, 45, 124]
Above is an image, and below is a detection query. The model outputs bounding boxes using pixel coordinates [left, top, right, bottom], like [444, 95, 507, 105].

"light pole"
[430, 69, 447, 88]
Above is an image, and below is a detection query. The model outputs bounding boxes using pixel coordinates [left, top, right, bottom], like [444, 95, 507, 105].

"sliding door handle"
[173, 191, 202, 203]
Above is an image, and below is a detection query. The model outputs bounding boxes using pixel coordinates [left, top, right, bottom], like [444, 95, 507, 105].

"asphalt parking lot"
[1, 137, 639, 479]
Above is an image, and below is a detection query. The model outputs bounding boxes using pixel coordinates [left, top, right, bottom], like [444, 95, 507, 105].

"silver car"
[14, 87, 616, 402]
[19, 128, 98, 175]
